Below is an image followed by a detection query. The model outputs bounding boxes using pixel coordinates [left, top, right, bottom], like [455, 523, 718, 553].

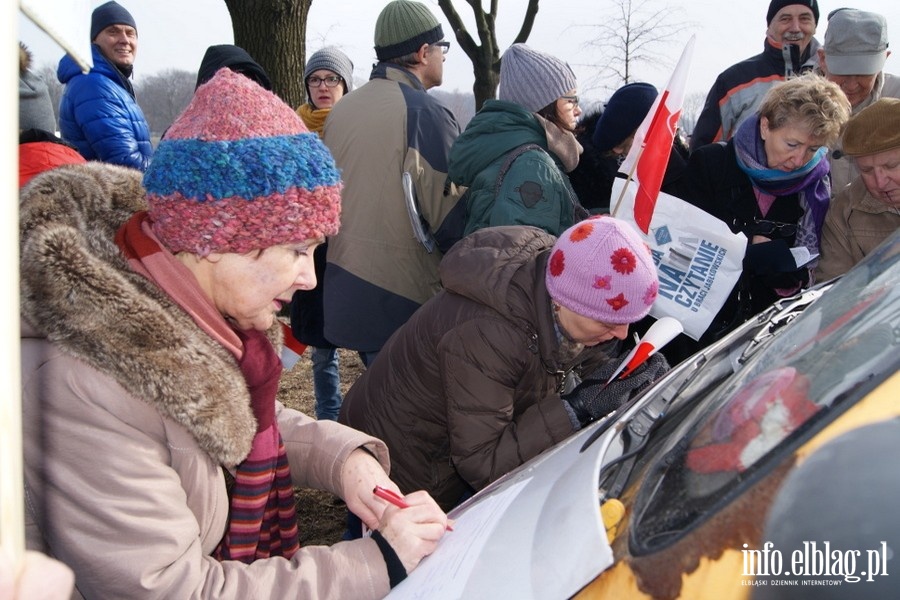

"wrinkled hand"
[378, 491, 449, 573]
[563, 353, 669, 425]
[340, 448, 399, 532]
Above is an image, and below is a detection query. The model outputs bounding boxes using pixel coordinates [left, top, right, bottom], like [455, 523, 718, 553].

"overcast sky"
[18, 0, 900, 104]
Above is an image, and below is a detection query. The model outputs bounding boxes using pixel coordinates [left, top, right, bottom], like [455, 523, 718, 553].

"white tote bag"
[611, 178, 747, 340]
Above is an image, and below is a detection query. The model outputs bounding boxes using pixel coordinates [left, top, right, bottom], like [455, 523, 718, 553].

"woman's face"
[556, 303, 630, 346]
[307, 69, 345, 109]
[760, 116, 825, 172]
[206, 239, 321, 331]
[555, 88, 582, 131]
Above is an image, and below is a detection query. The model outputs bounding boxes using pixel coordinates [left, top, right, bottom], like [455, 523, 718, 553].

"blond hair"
[758, 73, 851, 146]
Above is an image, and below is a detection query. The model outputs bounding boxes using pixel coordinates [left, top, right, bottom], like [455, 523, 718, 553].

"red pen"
[373, 485, 410, 509]
[373, 486, 453, 531]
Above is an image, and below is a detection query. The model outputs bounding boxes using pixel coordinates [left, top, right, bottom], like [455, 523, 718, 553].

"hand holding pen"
[374, 486, 454, 531]
[371, 486, 452, 573]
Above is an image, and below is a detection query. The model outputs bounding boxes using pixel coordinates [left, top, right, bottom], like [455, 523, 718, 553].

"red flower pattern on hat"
[545, 217, 658, 324]
[549, 248, 565, 277]
[610, 247, 637, 274]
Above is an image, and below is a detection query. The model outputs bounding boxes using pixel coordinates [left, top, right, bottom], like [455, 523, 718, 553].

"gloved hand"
[562, 352, 669, 426]
[743, 239, 810, 289]
[743, 239, 797, 275]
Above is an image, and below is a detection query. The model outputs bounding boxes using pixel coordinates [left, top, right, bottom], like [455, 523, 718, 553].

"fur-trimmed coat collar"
[20, 163, 257, 466]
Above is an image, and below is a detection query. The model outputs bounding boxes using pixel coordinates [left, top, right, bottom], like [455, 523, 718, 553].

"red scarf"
[116, 212, 300, 562]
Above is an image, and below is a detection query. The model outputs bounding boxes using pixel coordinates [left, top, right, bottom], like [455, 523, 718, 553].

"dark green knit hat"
[374, 0, 444, 61]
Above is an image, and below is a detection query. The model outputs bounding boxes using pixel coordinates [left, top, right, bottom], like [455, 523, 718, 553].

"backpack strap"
[494, 143, 589, 221]
[493, 143, 544, 197]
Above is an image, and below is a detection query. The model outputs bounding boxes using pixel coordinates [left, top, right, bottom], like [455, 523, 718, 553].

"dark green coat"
[448, 100, 582, 237]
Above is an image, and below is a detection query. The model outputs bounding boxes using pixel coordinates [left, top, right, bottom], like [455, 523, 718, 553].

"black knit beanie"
[766, 0, 819, 25]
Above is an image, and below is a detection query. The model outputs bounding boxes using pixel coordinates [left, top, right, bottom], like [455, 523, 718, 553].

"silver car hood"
[387, 420, 615, 599]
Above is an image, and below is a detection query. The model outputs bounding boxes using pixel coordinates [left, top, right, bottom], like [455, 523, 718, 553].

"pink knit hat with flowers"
[143, 68, 342, 256]
[546, 216, 658, 324]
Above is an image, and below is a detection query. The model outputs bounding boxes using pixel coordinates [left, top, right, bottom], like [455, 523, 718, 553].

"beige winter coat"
[20, 163, 393, 599]
[816, 176, 900, 282]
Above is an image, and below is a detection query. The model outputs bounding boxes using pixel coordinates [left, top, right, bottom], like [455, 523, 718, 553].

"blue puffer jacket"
[57, 45, 152, 171]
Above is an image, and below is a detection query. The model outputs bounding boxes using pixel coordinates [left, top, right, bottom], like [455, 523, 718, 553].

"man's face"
[94, 24, 138, 69]
[856, 147, 900, 208]
[767, 5, 817, 53]
[420, 41, 447, 89]
[817, 48, 885, 108]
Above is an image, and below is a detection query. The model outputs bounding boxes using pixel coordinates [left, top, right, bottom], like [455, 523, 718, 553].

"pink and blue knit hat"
[546, 216, 658, 324]
[143, 68, 342, 256]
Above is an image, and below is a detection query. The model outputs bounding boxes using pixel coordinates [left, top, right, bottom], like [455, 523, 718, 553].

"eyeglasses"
[751, 218, 797, 237]
[307, 75, 343, 88]
[561, 95, 580, 107]
[430, 41, 451, 55]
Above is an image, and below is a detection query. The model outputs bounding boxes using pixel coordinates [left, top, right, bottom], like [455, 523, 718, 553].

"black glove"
[743, 239, 797, 275]
[743, 239, 810, 289]
[562, 353, 669, 426]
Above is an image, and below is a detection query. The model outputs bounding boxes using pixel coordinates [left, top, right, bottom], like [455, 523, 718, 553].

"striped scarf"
[214, 327, 300, 562]
[116, 212, 300, 562]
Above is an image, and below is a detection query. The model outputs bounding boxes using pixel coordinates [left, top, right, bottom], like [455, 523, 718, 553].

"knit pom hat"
[90, 1, 137, 40]
[842, 97, 900, 157]
[546, 216, 658, 324]
[766, 0, 819, 25]
[374, 0, 444, 61]
[593, 82, 658, 153]
[305, 46, 355, 96]
[143, 68, 342, 256]
[499, 44, 578, 113]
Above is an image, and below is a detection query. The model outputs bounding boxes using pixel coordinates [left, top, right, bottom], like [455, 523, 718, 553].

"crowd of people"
[13, 0, 899, 597]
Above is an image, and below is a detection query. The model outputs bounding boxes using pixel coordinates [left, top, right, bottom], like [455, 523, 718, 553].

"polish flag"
[616, 35, 696, 233]
[280, 321, 307, 370]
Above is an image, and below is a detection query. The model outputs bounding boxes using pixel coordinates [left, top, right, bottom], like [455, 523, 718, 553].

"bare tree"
[38, 63, 64, 123]
[575, 0, 691, 95]
[224, 0, 312, 108]
[436, 0, 539, 111]
[135, 69, 195, 137]
[679, 91, 706, 136]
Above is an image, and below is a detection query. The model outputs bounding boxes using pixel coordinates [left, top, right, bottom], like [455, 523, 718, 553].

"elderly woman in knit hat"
[19, 69, 448, 599]
[667, 73, 850, 365]
[339, 217, 669, 511]
[290, 46, 355, 424]
[817, 97, 900, 281]
[447, 43, 589, 237]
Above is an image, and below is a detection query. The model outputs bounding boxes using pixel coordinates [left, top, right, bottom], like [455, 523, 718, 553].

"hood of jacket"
[20, 163, 257, 466]
[195, 44, 272, 91]
[447, 100, 548, 187]
[57, 44, 133, 94]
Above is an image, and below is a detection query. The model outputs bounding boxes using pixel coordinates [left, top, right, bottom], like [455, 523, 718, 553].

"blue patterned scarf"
[732, 114, 832, 256]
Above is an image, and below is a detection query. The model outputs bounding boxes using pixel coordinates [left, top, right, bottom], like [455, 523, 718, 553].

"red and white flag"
[616, 35, 696, 233]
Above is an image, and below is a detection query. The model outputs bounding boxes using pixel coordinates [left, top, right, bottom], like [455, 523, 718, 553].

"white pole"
[2, 1, 24, 565]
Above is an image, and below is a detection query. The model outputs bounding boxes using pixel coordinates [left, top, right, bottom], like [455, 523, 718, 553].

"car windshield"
[628, 233, 900, 554]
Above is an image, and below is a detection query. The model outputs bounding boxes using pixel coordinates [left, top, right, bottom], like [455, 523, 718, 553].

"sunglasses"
[751, 218, 797, 237]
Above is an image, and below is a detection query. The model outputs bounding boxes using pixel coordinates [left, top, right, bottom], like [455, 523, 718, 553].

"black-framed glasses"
[751, 218, 797, 237]
[561, 95, 579, 106]
[430, 40, 451, 55]
[307, 75, 343, 88]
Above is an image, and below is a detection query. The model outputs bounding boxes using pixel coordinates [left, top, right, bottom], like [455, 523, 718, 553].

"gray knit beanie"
[374, 0, 444, 61]
[19, 43, 57, 133]
[90, 1, 137, 41]
[305, 46, 355, 94]
[499, 44, 578, 113]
